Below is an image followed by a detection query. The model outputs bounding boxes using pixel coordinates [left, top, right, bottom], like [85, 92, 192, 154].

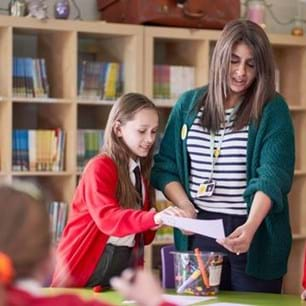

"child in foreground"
[0, 182, 176, 306]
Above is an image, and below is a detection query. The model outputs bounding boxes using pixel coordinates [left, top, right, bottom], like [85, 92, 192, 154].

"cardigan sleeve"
[82, 156, 156, 236]
[244, 96, 295, 214]
[151, 92, 186, 192]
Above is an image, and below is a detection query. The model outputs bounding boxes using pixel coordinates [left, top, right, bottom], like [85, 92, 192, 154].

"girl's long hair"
[102, 93, 158, 209]
[0, 182, 51, 306]
[200, 19, 276, 132]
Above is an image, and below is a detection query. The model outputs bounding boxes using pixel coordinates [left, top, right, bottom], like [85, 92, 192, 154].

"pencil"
[194, 248, 210, 288]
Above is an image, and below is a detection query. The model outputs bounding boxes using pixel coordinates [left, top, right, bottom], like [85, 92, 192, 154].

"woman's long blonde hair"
[102, 93, 158, 209]
[200, 19, 276, 132]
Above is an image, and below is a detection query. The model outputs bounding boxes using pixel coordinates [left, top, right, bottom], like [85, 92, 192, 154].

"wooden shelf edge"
[289, 106, 306, 112]
[292, 234, 306, 240]
[294, 170, 306, 176]
[11, 171, 74, 176]
[13, 97, 73, 104]
[77, 98, 116, 106]
[152, 239, 174, 246]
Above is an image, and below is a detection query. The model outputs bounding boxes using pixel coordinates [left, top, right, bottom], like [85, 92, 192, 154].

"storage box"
[97, 0, 240, 29]
[173, 251, 223, 296]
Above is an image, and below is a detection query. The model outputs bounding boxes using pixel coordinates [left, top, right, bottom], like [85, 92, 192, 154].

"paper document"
[209, 303, 254, 306]
[163, 294, 215, 305]
[160, 215, 225, 239]
[123, 295, 215, 306]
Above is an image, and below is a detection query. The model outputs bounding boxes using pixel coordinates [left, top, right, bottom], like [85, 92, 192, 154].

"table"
[44, 288, 304, 306]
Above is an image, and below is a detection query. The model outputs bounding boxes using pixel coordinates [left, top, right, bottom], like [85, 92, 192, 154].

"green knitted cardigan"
[151, 86, 295, 280]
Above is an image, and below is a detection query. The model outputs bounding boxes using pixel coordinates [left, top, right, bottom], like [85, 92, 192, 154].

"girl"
[151, 19, 295, 293]
[0, 182, 176, 306]
[52, 93, 185, 288]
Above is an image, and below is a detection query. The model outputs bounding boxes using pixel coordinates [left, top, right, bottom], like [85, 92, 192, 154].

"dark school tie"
[132, 165, 144, 266]
[133, 165, 143, 207]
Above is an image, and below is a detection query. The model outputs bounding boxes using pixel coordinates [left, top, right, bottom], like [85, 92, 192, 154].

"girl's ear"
[113, 120, 122, 137]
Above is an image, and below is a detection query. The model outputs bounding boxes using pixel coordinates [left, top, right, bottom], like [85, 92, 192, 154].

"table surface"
[45, 288, 305, 306]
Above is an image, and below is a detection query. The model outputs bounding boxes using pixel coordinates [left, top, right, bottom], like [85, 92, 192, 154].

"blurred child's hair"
[0, 181, 51, 305]
[102, 92, 158, 208]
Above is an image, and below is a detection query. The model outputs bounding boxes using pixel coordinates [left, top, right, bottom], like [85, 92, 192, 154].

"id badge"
[197, 180, 216, 197]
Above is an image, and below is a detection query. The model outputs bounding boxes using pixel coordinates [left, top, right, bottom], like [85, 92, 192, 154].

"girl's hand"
[149, 208, 161, 230]
[153, 205, 187, 225]
[216, 222, 256, 255]
[110, 269, 164, 306]
[301, 289, 306, 300]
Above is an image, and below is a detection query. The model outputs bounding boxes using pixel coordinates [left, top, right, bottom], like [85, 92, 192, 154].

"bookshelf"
[0, 16, 305, 294]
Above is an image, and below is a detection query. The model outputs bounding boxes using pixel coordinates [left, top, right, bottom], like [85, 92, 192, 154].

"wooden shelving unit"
[0, 16, 305, 294]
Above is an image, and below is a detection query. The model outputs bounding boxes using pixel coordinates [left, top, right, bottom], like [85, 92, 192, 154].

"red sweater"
[6, 287, 176, 306]
[52, 155, 156, 287]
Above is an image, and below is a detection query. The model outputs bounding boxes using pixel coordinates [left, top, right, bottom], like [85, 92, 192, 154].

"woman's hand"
[216, 222, 257, 255]
[110, 269, 164, 306]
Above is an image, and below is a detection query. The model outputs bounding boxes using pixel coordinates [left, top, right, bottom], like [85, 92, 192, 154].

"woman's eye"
[138, 130, 146, 134]
[247, 62, 255, 68]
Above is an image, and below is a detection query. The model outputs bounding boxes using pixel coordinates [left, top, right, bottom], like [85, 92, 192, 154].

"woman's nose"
[237, 63, 246, 76]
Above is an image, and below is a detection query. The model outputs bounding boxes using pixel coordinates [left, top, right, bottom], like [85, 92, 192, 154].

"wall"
[0, 0, 303, 34]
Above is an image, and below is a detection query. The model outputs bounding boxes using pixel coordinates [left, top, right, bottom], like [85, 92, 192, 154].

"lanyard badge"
[197, 179, 216, 197]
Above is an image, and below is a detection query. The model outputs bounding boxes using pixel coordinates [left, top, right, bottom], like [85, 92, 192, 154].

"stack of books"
[77, 129, 104, 171]
[12, 128, 65, 172]
[153, 64, 195, 100]
[78, 61, 124, 100]
[48, 201, 68, 243]
[13, 57, 49, 98]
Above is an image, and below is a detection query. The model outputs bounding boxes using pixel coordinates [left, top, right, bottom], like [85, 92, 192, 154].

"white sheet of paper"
[160, 215, 225, 239]
[208, 303, 254, 306]
[162, 294, 215, 305]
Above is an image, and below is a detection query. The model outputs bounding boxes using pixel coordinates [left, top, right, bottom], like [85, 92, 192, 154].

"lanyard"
[209, 127, 226, 180]
[208, 105, 239, 180]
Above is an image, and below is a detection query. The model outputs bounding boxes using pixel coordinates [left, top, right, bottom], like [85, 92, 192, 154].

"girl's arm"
[217, 191, 271, 253]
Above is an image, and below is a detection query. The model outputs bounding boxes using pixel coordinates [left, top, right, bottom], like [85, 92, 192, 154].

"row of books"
[153, 64, 195, 100]
[13, 57, 49, 98]
[78, 61, 124, 100]
[48, 201, 68, 243]
[77, 129, 104, 171]
[12, 129, 65, 172]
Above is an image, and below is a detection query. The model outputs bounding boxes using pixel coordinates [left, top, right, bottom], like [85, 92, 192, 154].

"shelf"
[13, 97, 73, 104]
[77, 98, 116, 106]
[292, 233, 306, 240]
[152, 239, 173, 246]
[12, 171, 73, 176]
[294, 170, 306, 176]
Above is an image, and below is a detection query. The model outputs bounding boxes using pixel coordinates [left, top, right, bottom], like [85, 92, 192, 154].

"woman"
[151, 19, 295, 293]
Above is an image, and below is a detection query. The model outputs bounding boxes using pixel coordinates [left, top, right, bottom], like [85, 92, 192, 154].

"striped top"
[187, 107, 249, 215]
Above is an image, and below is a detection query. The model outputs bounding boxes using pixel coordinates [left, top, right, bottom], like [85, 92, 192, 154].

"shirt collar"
[129, 158, 140, 173]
